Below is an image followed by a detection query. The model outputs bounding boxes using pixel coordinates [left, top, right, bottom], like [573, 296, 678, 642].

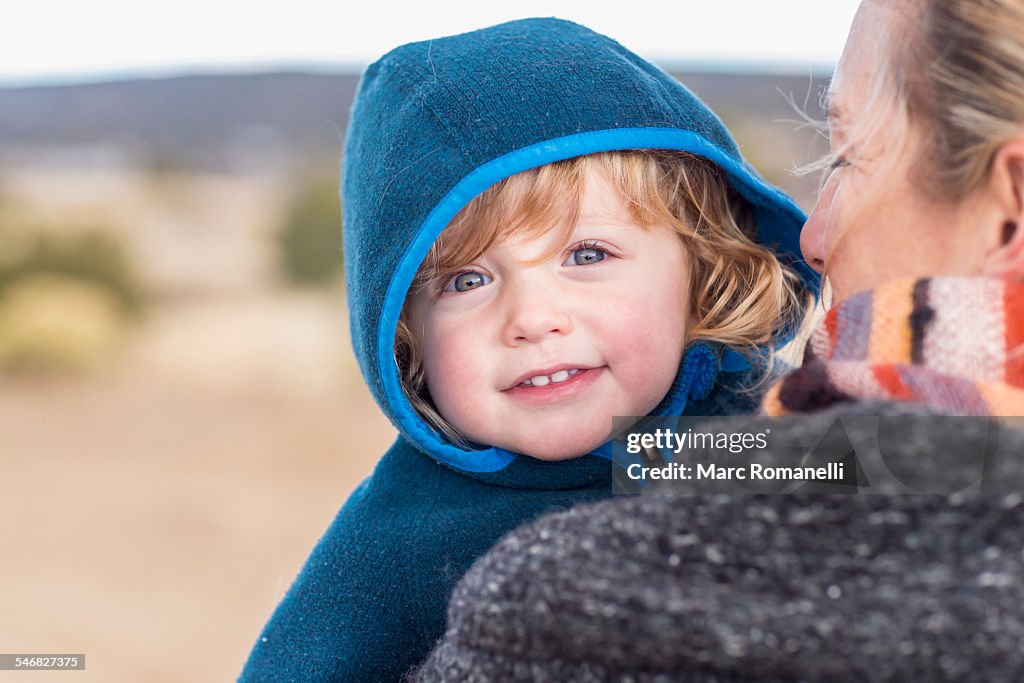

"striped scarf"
[762, 277, 1024, 417]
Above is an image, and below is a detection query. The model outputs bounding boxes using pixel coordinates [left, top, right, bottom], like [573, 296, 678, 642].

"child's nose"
[501, 279, 574, 345]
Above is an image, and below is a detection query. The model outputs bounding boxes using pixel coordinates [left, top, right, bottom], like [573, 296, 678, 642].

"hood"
[341, 17, 819, 475]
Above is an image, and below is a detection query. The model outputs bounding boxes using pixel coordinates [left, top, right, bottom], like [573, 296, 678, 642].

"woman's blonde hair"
[907, 0, 1024, 200]
[395, 150, 808, 443]
[822, 0, 1024, 202]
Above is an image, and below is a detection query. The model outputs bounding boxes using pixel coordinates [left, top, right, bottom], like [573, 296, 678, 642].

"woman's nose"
[800, 198, 829, 275]
[500, 277, 574, 345]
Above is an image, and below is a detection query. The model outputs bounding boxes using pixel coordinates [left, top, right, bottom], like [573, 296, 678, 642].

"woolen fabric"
[412, 402, 1024, 682]
[763, 276, 1024, 416]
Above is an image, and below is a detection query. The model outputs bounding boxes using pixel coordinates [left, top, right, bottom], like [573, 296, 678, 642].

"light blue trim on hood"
[377, 127, 808, 474]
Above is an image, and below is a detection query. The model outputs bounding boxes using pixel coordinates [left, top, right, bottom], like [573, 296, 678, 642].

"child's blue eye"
[445, 271, 492, 293]
[565, 245, 607, 266]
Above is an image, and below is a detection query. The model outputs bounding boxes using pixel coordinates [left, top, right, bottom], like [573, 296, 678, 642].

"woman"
[762, 0, 1024, 417]
[410, 1, 1024, 680]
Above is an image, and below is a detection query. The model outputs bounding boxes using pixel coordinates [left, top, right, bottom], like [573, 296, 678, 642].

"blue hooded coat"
[239, 17, 817, 682]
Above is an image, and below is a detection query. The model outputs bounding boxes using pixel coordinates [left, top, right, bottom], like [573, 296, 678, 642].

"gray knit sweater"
[411, 403, 1024, 682]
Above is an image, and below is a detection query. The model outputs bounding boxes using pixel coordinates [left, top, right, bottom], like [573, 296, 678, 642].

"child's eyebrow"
[573, 213, 643, 229]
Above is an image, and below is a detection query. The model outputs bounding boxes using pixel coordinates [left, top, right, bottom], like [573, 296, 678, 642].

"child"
[239, 17, 817, 682]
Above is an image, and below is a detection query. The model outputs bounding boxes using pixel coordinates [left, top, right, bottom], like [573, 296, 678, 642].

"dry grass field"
[0, 293, 396, 683]
[0, 167, 398, 681]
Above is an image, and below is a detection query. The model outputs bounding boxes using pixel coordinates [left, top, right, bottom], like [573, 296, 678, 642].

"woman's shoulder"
[412, 403, 1024, 681]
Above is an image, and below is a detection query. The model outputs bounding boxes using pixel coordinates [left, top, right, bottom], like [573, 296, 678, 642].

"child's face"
[409, 164, 692, 461]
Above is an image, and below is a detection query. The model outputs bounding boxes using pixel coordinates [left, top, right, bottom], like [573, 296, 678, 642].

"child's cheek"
[594, 277, 689, 401]
[421, 324, 489, 423]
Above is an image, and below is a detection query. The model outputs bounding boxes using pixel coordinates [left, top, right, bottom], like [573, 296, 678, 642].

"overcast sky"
[4, 0, 861, 85]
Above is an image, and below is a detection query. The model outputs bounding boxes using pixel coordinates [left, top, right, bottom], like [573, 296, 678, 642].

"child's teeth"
[519, 369, 583, 388]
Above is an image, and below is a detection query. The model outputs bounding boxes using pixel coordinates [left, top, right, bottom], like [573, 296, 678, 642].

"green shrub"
[0, 274, 128, 374]
[276, 179, 343, 287]
[0, 226, 143, 375]
[0, 227, 143, 316]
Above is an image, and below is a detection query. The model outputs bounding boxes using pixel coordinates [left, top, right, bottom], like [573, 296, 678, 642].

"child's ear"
[983, 139, 1024, 279]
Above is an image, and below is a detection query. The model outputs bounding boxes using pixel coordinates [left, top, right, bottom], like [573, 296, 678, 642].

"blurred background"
[1, 1, 855, 680]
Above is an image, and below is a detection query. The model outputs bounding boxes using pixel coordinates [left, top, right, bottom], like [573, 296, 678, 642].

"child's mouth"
[503, 366, 605, 404]
[515, 368, 581, 388]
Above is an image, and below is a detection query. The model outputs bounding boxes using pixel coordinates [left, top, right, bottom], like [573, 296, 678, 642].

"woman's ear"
[983, 139, 1024, 279]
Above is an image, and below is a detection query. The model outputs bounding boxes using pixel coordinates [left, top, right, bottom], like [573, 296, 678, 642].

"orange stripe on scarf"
[868, 280, 914, 364]
[977, 382, 1024, 417]
[871, 364, 914, 401]
[1005, 285, 1024, 388]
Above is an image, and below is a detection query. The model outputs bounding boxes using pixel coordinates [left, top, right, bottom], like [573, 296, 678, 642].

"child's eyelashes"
[435, 240, 615, 296]
[563, 240, 613, 267]
[442, 270, 492, 294]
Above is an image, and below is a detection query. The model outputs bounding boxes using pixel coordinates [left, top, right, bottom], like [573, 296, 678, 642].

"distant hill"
[0, 72, 360, 173]
[0, 69, 829, 195]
